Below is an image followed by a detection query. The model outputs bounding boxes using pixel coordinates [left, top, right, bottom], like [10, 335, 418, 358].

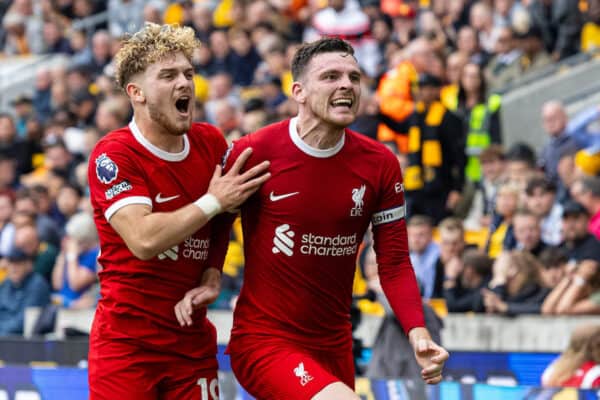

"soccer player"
[87, 23, 270, 399]
[184, 38, 449, 399]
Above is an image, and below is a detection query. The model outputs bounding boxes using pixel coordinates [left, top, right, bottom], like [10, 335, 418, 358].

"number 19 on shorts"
[197, 377, 219, 399]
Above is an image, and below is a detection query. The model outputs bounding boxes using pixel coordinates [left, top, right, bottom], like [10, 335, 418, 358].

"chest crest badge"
[351, 184, 366, 217]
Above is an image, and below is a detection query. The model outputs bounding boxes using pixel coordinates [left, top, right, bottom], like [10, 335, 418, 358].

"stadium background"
[0, 0, 599, 399]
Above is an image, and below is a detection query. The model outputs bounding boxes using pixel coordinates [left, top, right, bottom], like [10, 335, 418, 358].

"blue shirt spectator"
[0, 247, 50, 335]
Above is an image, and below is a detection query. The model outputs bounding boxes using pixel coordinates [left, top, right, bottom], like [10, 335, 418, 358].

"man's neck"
[134, 114, 184, 153]
[296, 114, 345, 150]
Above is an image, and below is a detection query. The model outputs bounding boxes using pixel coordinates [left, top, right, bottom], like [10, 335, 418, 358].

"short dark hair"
[538, 246, 568, 269]
[291, 37, 355, 81]
[525, 176, 557, 195]
[462, 249, 492, 277]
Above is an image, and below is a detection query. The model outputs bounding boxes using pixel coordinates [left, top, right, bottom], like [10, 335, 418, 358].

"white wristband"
[194, 194, 222, 219]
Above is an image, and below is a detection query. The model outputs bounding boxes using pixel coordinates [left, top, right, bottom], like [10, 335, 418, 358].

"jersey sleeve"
[88, 140, 152, 221]
[371, 150, 425, 334]
[221, 135, 253, 174]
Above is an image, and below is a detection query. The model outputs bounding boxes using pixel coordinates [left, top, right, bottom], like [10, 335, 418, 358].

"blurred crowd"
[0, 0, 599, 359]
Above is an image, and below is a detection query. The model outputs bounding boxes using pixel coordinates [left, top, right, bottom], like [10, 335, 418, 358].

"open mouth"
[175, 96, 191, 114]
[331, 98, 353, 109]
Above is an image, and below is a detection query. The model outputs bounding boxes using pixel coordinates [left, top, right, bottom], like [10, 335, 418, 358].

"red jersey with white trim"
[225, 118, 424, 353]
[563, 361, 600, 388]
[88, 120, 228, 359]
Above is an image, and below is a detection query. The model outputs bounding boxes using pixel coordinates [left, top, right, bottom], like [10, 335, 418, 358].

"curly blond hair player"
[114, 22, 199, 90]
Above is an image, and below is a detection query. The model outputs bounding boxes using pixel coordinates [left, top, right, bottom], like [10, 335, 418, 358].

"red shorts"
[228, 336, 354, 400]
[88, 337, 219, 400]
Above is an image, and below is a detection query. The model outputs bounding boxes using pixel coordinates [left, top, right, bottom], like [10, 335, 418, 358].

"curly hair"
[114, 23, 199, 89]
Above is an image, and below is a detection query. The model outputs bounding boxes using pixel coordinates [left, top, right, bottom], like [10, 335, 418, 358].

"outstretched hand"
[208, 147, 270, 212]
[410, 328, 449, 384]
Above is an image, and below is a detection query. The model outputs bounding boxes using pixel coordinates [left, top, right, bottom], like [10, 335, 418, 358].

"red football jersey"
[563, 361, 600, 388]
[88, 120, 229, 358]
[226, 118, 424, 353]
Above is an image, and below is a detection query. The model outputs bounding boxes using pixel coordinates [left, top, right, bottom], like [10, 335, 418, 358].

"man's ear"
[291, 81, 305, 104]
[126, 82, 145, 103]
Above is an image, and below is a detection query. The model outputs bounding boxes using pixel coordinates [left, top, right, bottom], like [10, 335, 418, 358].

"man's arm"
[109, 148, 269, 260]
[373, 151, 448, 384]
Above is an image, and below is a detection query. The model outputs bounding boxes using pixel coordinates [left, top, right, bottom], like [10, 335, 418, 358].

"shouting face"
[293, 51, 361, 129]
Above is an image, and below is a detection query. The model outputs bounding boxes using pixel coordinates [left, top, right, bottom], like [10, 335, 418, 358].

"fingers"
[227, 148, 253, 175]
[211, 164, 222, 180]
[174, 301, 192, 327]
[239, 160, 270, 181]
[239, 172, 272, 194]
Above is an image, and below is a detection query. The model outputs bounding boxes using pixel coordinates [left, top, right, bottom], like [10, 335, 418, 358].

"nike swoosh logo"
[269, 191, 300, 202]
[155, 193, 180, 203]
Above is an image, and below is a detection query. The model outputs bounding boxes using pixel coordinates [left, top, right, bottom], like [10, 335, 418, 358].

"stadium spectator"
[525, 177, 563, 245]
[190, 3, 214, 43]
[0, 113, 32, 176]
[542, 258, 600, 315]
[504, 141, 539, 190]
[482, 250, 550, 315]
[469, 2, 500, 54]
[456, 25, 489, 66]
[527, 0, 582, 61]
[559, 200, 600, 263]
[86, 23, 269, 399]
[433, 217, 467, 299]
[513, 25, 553, 78]
[402, 73, 465, 224]
[486, 181, 520, 258]
[0, 153, 19, 197]
[542, 324, 600, 388]
[493, 0, 526, 28]
[408, 215, 440, 300]
[443, 248, 492, 313]
[441, 51, 468, 110]
[453, 62, 501, 183]
[0, 193, 15, 257]
[571, 176, 600, 240]
[51, 212, 98, 309]
[376, 37, 434, 152]
[456, 144, 505, 231]
[537, 246, 569, 289]
[306, 0, 380, 78]
[13, 188, 61, 248]
[107, 0, 145, 38]
[14, 219, 58, 285]
[0, 245, 50, 335]
[511, 209, 548, 255]
[484, 26, 521, 93]
[538, 101, 583, 186]
[228, 27, 262, 87]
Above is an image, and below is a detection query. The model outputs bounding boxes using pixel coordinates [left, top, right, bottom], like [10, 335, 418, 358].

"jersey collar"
[129, 118, 190, 162]
[289, 117, 345, 158]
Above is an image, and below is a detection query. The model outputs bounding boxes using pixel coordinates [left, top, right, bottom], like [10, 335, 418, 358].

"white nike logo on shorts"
[269, 191, 300, 202]
[155, 193, 180, 203]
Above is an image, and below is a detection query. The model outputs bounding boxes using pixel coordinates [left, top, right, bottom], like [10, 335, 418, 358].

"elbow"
[130, 245, 156, 261]
[127, 237, 160, 261]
